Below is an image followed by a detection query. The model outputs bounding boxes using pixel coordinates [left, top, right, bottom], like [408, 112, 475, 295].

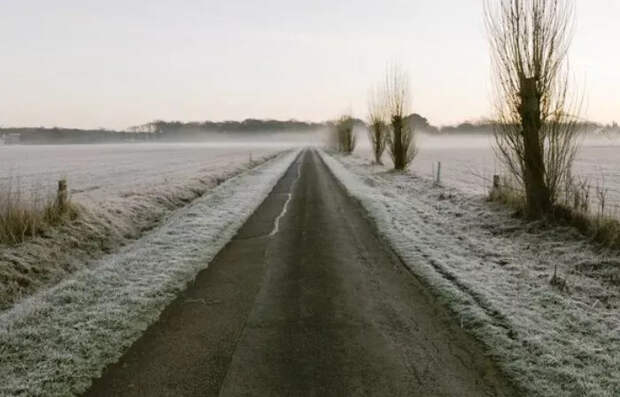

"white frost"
[0, 144, 286, 309]
[319, 149, 619, 397]
[0, 149, 300, 396]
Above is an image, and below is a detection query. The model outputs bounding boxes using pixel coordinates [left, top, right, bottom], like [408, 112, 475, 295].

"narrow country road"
[85, 149, 517, 396]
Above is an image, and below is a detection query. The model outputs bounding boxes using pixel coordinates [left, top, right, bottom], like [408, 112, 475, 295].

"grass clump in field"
[488, 175, 526, 214]
[0, 180, 77, 245]
[489, 174, 620, 249]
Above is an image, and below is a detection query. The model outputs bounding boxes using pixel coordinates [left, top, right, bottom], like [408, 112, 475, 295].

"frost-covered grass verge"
[0, 150, 300, 396]
[319, 150, 619, 397]
[0, 151, 281, 310]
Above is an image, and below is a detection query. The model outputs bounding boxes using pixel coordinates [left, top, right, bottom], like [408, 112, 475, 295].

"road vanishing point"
[85, 149, 517, 397]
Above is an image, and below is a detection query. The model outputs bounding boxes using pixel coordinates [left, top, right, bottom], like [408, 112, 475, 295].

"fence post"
[57, 179, 68, 212]
[493, 175, 500, 189]
[435, 161, 441, 185]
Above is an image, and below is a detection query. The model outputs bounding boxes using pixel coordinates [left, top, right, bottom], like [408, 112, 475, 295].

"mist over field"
[353, 130, 620, 208]
[0, 119, 328, 145]
[5, 125, 618, 212]
[0, 139, 304, 198]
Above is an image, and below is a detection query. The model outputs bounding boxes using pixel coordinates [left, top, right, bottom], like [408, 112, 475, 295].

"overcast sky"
[1, 0, 618, 130]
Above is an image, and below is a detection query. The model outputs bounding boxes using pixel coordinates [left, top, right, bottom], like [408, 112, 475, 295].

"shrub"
[335, 115, 356, 154]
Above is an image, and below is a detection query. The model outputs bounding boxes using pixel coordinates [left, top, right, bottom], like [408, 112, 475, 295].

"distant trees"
[603, 121, 620, 134]
[384, 66, 417, 170]
[405, 114, 439, 134]
[367, 86, 388, 164]
[438, 121, 495, 135]
[334, 115, 356, 154]
[128, 119, 325, 135]
[364, 66, 418, 169]
[484, 0, 580, 219]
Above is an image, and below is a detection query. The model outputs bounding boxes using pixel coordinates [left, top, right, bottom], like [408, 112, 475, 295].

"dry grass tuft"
[0, 181, 77, 245]
[488, 175, 526, 215]
[489, 174, 620, 249]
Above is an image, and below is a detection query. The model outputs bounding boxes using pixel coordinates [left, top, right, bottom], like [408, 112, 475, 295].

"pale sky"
[1, 1, 618, 130]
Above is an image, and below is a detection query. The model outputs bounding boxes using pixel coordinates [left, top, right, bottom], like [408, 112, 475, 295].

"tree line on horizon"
[3, 115, 616, 145]
[120, 115, 620, 136]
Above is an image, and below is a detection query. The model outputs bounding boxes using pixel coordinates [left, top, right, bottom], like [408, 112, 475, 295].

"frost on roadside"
[319, 150, 619, 397]
[0, 150, 300, 397]
[0, 147, 282, 310]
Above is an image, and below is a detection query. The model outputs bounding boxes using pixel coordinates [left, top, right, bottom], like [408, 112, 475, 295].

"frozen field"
[0, 141, 297, 311]
[356, 134, 620, 211]
[0, 142, 294, 206]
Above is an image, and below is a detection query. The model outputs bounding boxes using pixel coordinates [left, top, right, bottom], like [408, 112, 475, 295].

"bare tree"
[367, 85, 388, 164]
[485, 0, 580, 219]
[335, 115, 356, 154]
[385, 66, 417, 170]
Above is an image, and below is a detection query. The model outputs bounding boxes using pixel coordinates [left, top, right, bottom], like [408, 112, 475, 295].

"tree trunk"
[519, 77, 551, 218]
[392, 115, 404, 170]
[374, 131, 383, 165]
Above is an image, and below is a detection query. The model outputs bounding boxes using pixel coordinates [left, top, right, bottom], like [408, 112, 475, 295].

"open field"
[356, 134, 620, 210]
[0, 142, 295, 205]
[0, 142, 295, 309]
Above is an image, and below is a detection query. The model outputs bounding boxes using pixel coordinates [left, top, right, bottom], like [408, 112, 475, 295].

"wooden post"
[57, 179, 68, 211]
[493, 175, 500, 190]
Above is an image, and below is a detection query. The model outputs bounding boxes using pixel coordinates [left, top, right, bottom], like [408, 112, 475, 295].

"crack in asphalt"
[269, 159, 302, 238]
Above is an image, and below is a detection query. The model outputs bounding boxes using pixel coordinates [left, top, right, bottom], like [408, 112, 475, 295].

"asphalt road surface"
[85, 149, 517, 396]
